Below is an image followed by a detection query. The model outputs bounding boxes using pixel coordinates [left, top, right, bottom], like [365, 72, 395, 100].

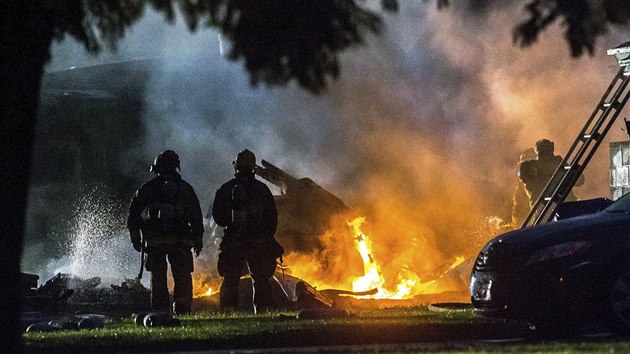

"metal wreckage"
[21, 160, 468, 331]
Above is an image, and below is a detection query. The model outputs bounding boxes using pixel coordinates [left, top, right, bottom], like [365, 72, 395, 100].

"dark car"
[470, 194, 630, 335]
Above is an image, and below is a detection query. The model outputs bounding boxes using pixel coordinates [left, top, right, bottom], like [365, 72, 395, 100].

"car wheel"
[608, 269, 630, 335]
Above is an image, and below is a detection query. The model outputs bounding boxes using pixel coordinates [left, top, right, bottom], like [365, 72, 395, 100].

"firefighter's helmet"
[519, 147, 537, 162]
[535, 139, 554, 155]
[233, 149, 256, 172]
[150, 150, 180, 174]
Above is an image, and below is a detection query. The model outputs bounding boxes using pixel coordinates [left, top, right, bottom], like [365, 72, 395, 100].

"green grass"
[22, 307, 630, 353]
[23, 307, 480, 350]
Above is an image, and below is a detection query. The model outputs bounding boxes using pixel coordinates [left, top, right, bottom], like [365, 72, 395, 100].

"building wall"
[610, 141, 630, 200]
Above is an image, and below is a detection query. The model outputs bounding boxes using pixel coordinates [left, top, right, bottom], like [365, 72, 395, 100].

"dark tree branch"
[512, 0, 630, 57]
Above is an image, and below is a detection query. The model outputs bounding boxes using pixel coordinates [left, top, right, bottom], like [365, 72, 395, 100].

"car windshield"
[605, 193, 630, 213]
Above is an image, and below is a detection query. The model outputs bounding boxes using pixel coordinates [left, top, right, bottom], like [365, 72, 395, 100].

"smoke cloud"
[31, 2, 630, 295]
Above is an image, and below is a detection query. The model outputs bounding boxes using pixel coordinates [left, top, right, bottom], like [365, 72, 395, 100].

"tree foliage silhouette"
[511, 0, 630, 56]
[43, 0, 630, 90]
[50, 0, 387, 93]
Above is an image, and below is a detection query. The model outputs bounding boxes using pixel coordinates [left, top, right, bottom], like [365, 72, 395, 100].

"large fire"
[191, 210, 500, 300]
[191, 216, 467, 300]
[276, 213, 469, 300]
[347, 216, 464, 299]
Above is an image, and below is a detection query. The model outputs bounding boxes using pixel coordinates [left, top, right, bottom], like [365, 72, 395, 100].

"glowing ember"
[193, 284, 214, 298]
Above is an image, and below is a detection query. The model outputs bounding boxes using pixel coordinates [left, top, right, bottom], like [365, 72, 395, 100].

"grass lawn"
[22, 306, 630, 353]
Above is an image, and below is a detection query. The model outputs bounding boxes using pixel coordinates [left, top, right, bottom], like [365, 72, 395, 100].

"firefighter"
[518, 139, 584, 208]
[511, 148, 536, 227]
[211, 149, 283, 313]
[127, 150, 204, 315]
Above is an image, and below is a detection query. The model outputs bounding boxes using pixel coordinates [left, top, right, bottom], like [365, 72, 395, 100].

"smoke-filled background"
[22, 2, 630, 296]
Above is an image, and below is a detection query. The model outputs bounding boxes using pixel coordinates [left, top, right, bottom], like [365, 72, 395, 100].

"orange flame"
[348, 216, 465, 299]
[189, 211, 474, 301]
[192, 274, 218, 298]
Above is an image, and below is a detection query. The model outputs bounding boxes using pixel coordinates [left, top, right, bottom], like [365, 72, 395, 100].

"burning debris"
[192, 270, 380, 313]
[255, 159, 353, 254]
[193, 159, 474, 306]
[22, 157, 477, 328]
[198, 159, 472, 306]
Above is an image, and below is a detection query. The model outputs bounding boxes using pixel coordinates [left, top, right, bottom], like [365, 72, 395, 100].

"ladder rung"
[583, 133, 600, 140]
[602, 101, 621, 110]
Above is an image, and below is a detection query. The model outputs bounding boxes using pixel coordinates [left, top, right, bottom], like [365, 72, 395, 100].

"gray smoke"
[27, 2, 630, 288]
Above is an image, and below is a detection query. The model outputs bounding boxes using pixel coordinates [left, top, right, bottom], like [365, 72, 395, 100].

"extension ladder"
[521, 42, 630, 228]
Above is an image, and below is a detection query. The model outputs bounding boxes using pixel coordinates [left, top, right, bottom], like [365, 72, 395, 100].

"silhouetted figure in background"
[518, 139, 584, 209]
[511, 148, 537, 227]
[212, 149, 284, 313]
[127, 150, 204, 314]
